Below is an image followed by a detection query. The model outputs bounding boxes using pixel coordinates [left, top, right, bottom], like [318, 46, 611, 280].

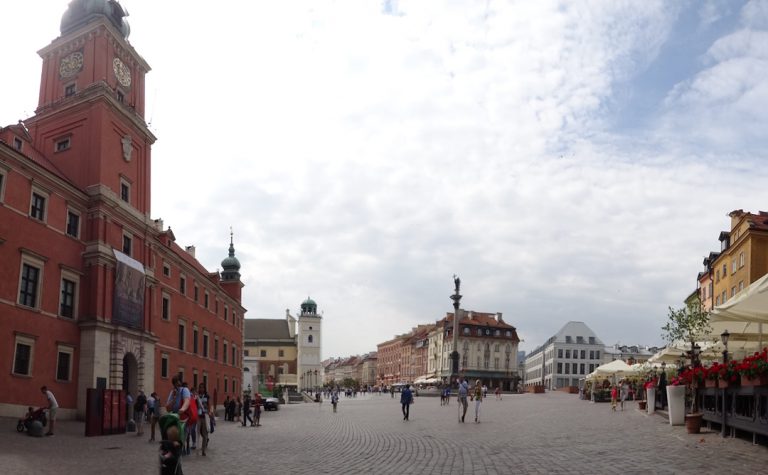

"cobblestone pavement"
[1, 392, 766, 474]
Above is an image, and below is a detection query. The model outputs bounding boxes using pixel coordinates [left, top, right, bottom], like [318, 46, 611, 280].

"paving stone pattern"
[1, 392, 766, 474]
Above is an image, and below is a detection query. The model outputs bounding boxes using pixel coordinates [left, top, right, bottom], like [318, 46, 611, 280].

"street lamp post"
[450, 275, 463, 391]
[720, 329, 730, 438]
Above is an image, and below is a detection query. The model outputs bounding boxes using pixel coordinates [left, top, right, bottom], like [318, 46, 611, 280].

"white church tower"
[297, 297, 323, 392]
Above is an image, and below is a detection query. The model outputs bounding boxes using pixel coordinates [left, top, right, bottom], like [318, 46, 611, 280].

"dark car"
[263, 397, 280, 411]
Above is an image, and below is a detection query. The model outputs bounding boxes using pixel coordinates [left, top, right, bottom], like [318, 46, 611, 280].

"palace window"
[161, 354, 169, 378]
[30, 191, 47, 221]
[162, 293, 170, 320]
[13, 335, 35, 376]
[19, 261, 42, 308]
[56, 345, 74, 382]
[178, 321, 186, 351]
[66, 210, 80, 238]
[59, 275, 78, 319]
[55, 137, 71, 152]
[260, 350, 266, 357]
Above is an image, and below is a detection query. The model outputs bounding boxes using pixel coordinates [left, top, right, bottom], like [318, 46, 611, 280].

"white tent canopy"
[586, 359, 638, 380]
[709, 274, 768, 349]
[710, 273, 768, 324]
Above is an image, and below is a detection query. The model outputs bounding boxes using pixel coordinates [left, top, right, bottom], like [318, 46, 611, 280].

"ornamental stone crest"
[121, 135, 132, 162]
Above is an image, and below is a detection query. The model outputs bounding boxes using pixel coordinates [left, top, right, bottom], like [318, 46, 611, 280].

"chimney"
[467, 311, 473, 320]
[496, 312, 502, 322]
[185, 245, 195, 257]
[154, 218, 164, 231]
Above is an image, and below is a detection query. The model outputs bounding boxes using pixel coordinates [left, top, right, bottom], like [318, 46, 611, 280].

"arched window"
[308, 335, 313, 343]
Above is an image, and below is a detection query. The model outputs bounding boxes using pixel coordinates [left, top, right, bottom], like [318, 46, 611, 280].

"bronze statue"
[453, 274, 461, 293]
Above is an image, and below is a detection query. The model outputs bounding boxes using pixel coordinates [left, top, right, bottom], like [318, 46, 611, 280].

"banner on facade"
[113, 250, 145, 329]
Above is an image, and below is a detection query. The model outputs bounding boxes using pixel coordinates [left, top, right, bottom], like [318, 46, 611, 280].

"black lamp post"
[450, 275, 462, 391]
[720, 329, 730, 438]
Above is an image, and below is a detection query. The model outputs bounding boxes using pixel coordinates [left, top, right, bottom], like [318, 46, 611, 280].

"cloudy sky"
[3, 0, 768, 359]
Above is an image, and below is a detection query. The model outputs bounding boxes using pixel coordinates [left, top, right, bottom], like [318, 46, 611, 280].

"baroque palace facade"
[376, 310, 521, 391]
[0, 1, 244, 419]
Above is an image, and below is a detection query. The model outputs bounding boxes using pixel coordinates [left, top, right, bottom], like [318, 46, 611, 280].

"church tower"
[296, 297, 323, 392]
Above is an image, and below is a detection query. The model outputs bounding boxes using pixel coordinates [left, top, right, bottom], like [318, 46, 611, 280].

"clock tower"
[297, 297, 323, 392]
[28, 0, 155, 214]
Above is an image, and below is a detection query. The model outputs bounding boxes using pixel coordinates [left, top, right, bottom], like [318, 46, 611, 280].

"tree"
[661, 304, 711, 414]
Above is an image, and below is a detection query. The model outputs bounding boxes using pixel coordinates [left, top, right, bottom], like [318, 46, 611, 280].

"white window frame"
[161, 292, 171, 321]
[161, 353, 169, 379]
[29, 187, 49, 222]
[0, 165, 8, 203]
[66, 207, 81, 238]
[122, 231, 133, 257]
[119, 176, 131, 204]
[18, 252, 46, 309]
[739, 252, 745, 268]
[163, 262, 171, 277]
[179, 274, 186, 296]
[178, 319, 186, 351]
[13, 334, 36, 377]
[56, 344, 75, 382]
[59, 268, 80, 319]
[54, 136, 71, 152]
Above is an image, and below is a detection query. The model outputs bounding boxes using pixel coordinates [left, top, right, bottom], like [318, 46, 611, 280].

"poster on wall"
[113, 249, 146, 329]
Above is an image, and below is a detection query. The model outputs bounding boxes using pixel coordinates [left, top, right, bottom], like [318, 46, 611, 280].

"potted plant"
[661, 304, 711, 434]
[737, 348, 768, 386]
[666, 372, 689, 426]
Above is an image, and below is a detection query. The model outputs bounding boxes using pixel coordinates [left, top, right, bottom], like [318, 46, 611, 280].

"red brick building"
[0, 1, 244, 419]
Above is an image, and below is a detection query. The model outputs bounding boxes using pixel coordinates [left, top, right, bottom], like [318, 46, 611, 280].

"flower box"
[717, 379, 729, 389]
[705, 379, 717, 388]
[740, 374, 768, 387]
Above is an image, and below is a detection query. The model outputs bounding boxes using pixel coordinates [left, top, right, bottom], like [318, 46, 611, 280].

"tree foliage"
[661, 305, 711, 345]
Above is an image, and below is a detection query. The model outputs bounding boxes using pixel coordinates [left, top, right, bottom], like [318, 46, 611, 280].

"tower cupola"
[300, 297, 317, 316]
[221, 230, 241, 282]
[61, 0, 131, 38]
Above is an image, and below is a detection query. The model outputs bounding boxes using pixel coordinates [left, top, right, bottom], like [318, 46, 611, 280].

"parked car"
[263, 397, 280, 411]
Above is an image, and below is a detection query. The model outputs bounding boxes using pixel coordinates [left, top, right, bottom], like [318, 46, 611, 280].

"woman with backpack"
[184, 385, 199, 455]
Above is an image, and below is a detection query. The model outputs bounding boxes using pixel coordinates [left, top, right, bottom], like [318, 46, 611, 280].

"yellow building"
[242, 311, 299, 392]
[711, 210, 768, 307]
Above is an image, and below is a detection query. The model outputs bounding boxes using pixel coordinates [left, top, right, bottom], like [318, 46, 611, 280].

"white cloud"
[2, 1, 768, 358]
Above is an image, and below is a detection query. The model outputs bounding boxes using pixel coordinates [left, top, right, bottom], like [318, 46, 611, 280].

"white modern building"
[523, 321, 605, 390]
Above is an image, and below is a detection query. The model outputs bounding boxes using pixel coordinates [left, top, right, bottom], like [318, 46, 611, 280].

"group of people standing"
[397, 379, 488, 423]
[222, 393, 263, 427]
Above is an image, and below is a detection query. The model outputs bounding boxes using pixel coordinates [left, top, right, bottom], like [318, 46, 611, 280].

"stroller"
[158, 413, 185, 475]
[17, 407, 47, 432]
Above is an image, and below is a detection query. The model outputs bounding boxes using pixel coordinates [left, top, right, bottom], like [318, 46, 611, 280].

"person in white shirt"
[40, 386, 58, 436]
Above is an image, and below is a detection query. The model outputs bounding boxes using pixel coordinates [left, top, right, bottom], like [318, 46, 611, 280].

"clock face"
[113, 58, 132, 87]
[59, 52, 84, 78]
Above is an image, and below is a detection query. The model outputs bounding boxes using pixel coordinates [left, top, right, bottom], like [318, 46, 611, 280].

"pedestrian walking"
[126, 391, 134, 423]
[620, 381, 628, 411]
[253, 393, 262, 426]
[331, 390, 339, 413]
[472, 380, 482, 423]
[185, 385, 199, 455]
[400, 384, 414, 421]
[610, 384, 618, 412]
[148, 392, 158, 442]
[134, 390, 147, 436]
[235, 396, 242, 423]
[40, 386, 58, 436]
[242, 394, 253, 427]
[457, 379, 469, 423]
[495, 386, 501, 400]
[197, 384, 210, 456]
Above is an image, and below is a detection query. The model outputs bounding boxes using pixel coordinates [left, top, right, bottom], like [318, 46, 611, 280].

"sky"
[3, 0, 768, 360]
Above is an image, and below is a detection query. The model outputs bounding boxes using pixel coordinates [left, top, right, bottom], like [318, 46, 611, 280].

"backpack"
[135, 394, 147, 412]
[186, 395, 199, 424]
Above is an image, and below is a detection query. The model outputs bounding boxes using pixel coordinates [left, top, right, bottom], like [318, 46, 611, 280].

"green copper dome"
[61, 0, 131, 38]
[300, 297, 317, 315]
